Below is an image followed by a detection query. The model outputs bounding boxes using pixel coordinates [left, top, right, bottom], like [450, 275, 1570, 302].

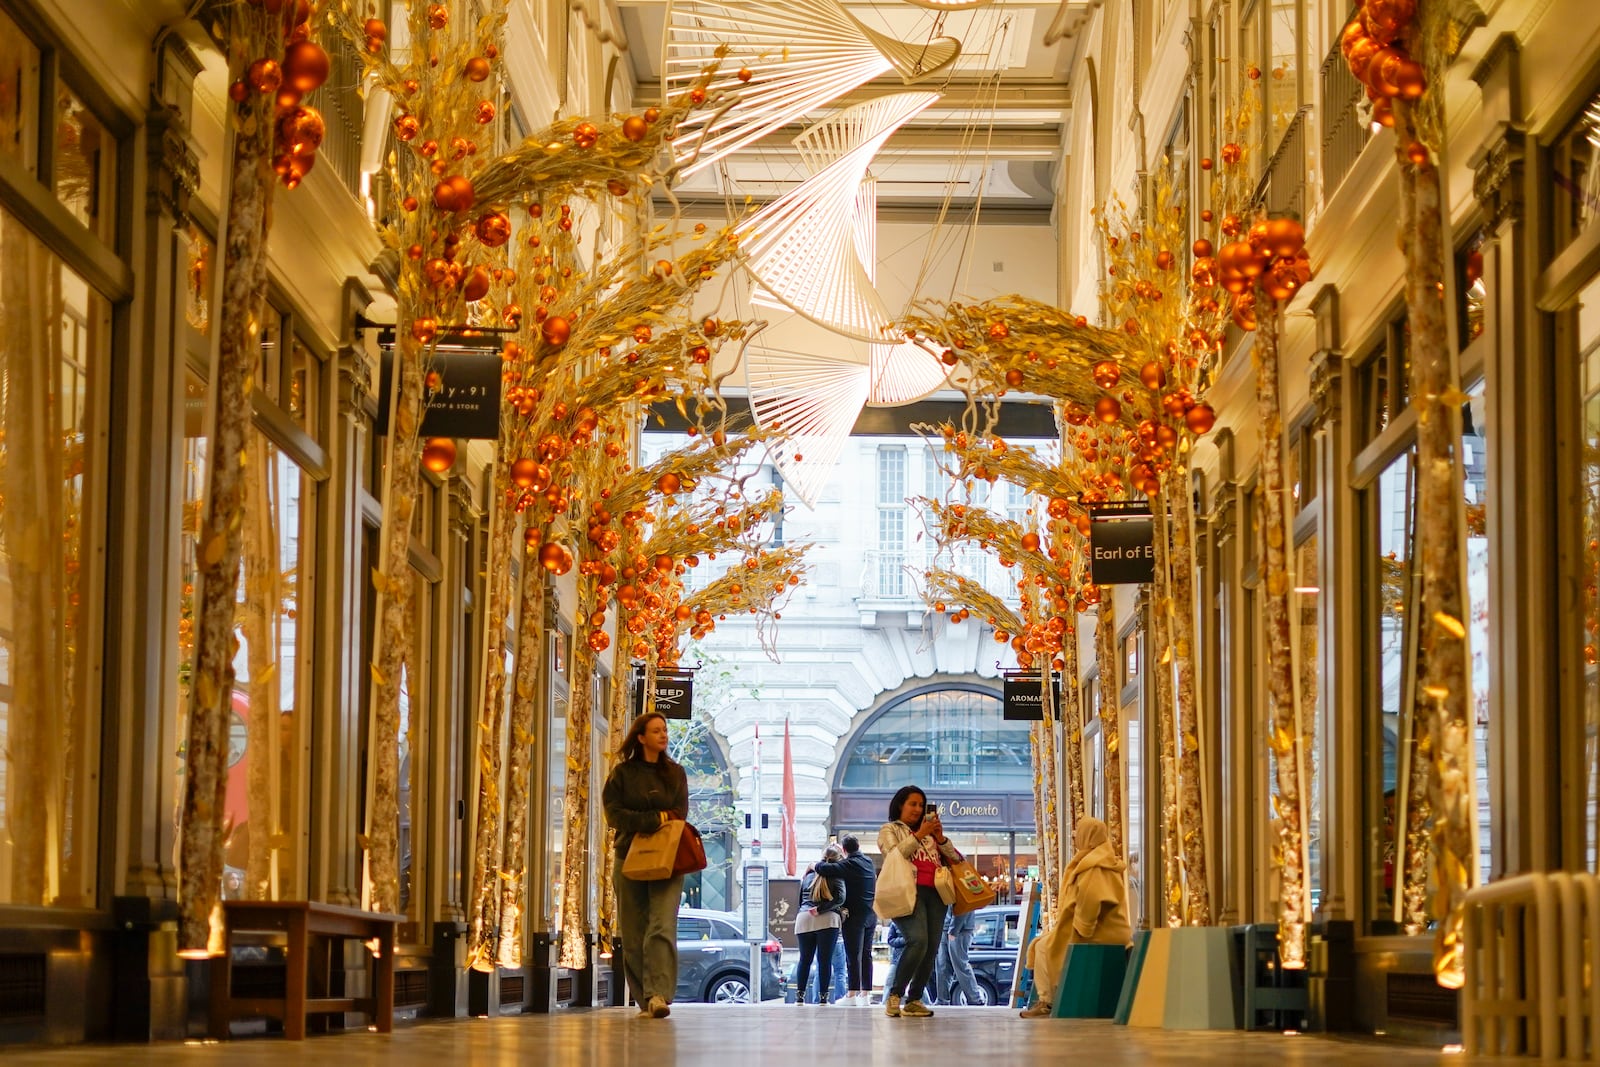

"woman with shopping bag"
[602, 712, 689, 1019]
[876, 785, 962, 1018]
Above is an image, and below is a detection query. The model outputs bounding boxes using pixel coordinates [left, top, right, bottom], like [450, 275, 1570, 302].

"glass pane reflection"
[842, 689, 1029, 791]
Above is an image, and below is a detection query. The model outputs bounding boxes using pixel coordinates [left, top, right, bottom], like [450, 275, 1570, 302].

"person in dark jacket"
[880, 918, 907, 1000]
[601, 712, 689, 1019]
[820, 835, 878, 1004]
[795, 843, 847, 1004]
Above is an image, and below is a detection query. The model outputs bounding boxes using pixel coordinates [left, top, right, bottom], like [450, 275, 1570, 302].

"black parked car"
[675, 908, 784, 1004]
[930, 904, 1022, 1007]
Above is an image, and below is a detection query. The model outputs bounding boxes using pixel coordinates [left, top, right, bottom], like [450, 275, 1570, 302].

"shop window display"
[52, 82, 116, 248]
[545, 627, 570, 934]
[0, 207, 108, 908]
[1579, 274, 1600, 872]
[841, 688, 1029, 792]
[1370, 448, 1413, 930]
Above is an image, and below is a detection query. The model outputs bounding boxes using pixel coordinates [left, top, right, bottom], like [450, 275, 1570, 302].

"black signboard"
[1088, 503, 1156, 585]
[633, 670, 695, 720]
[375, 350, 503, 439]
[1002, 672, 1060, 721]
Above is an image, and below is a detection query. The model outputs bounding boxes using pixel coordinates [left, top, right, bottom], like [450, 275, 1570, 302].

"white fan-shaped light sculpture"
[901, 0, 995, 8]
[741, 91, 940, 343]
[743, 336, 872, 508]
[664, 0, 960, 179]
[850, 175, 951, 406]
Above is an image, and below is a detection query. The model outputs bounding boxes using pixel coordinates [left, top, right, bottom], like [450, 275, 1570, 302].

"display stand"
[1049, 943, 1129, 1018]
[1113, 930, 1152, 1024]
[1009, 880, 1043, 1008]
[1126, 927, 1239, 1030]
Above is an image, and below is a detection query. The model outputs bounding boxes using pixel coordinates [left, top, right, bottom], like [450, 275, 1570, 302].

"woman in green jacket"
[602, 712, 689, 1018]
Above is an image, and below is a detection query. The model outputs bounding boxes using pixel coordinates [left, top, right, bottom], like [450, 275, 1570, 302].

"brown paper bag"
[623, 820, 685, 881]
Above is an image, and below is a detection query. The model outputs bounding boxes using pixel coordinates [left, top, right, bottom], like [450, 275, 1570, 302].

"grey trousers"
[614, 864, 684, 1005]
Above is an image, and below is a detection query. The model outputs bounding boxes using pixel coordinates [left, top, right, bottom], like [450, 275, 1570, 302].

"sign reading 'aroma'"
[1088, 502, 1156, 585]
[1002, 672, 1059, 721]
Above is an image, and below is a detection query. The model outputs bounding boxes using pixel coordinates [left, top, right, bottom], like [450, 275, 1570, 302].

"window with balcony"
[876, 445, 908, 598]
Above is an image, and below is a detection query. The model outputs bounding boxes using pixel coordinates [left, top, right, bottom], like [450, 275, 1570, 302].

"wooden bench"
[209, 901, 404, 1041]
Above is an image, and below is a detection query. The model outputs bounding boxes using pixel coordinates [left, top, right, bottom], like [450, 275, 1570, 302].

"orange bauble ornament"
[462, 267, 491, 303]
[1094, 396, 1123, 424]
[421, 437, 457, 473]
[247, 58, 282, 94]
[464, 56, 492, 82]
[622, 115, 649, 142]
[432, 175, 475, 212]
[538, 542, 572, 575]
[1193, 238, 1214, 258]
[1091, 360, 1121, 388]
[657, 472, 682, 495]
[588, 630, 611, 653]
[281, 41, 330, 93]
[1231, 292, 1259, 332]
[476, 211, 512, 247]
[1184, 403, 1217, 434]
[277, 106, 324, 152]
[394, 113, 420, 141]
[1139, 361, 1167, 390]
[541, 316, 571, 347]
[1020, 532, 1041, 552]
[1155, 249, 1175, 270]
[1004, 368, 1025, 388]
[1047, 497, 1071, 520]
[1264, 216, 1306, 259]
[426, 3, 448, 29]
[411, 318, 437, 344]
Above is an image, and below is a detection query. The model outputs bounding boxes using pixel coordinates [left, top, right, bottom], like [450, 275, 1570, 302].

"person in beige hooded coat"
[1020, 816, 1132, 1018]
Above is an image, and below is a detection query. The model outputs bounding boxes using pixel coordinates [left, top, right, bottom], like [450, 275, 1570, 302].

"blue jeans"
[936, 927, 984, 1004]
[889, 886, 947, 1002]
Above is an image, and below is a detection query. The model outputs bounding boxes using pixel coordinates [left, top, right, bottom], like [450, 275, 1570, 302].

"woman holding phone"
[877, 785, 962, 1018]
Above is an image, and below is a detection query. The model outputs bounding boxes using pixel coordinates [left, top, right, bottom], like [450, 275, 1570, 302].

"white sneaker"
[884, 993, 902, 1017]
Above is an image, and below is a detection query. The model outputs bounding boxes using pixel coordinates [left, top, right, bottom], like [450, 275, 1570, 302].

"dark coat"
[800, 869, 846, 916]
[837, 851, 877, 917]
[601, 756, 689, 858]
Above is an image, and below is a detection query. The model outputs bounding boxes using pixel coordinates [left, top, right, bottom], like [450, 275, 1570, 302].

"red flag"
[782, 718, 797, 876]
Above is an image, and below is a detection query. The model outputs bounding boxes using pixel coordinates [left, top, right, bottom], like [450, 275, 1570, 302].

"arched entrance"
[674, 721, 736, 910]
[832, 684, 1037, 902]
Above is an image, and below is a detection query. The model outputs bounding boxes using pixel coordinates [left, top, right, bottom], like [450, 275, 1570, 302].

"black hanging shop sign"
[374, 347, 504, 440]
[633, 667, 695, 720]
[1088, 501, 1156, 585]
[1002, 670, 1060, 721]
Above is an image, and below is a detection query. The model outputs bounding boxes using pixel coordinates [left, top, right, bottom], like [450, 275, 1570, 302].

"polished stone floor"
[17, 1005, 1506, 1065]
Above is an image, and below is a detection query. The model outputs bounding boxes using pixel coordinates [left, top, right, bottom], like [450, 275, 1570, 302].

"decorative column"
[309, 332, 373, 908]
[107, 65, 200, 1042]
[1308, 289, 1355, 924]
[1470, 36, 1562, 875]
[1204, 434, 1242, 926]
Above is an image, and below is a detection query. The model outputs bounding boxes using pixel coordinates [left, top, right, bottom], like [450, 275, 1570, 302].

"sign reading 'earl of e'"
[1088, 503, 1156, 585]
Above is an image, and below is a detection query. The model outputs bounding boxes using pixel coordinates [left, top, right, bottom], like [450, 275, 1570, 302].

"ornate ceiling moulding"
[663, 0, 960, 179]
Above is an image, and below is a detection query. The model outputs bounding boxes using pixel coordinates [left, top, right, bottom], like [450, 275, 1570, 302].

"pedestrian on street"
[601, 712, 689, 1020]
[830, 834, 877, 1004]
[795, 843, 847, 1005]
[878, 786, 963, 1018]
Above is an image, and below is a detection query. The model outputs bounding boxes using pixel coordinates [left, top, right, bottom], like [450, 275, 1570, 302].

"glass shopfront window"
[545, 627, 570, 932]
[0, 205, 110, 908]
[1370, 448, 1414, 931]
[53, 82, 115, 247]
[0, 13, 40, 176]
[1578, 275, 1600, 872]
[840, 688, 1029, 792]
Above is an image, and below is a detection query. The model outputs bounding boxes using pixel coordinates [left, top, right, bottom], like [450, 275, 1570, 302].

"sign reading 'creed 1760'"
[1088, 503, 1156, 585]
[633, 671, 694, 720]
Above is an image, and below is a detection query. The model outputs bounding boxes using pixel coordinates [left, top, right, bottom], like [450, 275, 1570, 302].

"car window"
[972, 914, 1000, 948]
[710, 918, 742, 939]
[1003, 912, 1021, 948]
[677, 917, 712, 941]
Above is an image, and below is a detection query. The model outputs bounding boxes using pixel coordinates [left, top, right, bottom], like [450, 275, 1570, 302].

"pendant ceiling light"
[741, 91, 940, 343]
[663, 0, 960, 179]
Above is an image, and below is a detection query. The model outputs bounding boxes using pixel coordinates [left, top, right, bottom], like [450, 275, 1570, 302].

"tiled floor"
[11, 1004, 1516, 1066]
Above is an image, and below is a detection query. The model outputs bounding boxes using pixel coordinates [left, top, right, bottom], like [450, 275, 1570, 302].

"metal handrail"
[1253, 105, 1310, 220]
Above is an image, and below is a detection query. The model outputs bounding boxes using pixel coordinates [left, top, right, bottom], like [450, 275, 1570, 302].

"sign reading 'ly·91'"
[1089, 505, 1156, 585]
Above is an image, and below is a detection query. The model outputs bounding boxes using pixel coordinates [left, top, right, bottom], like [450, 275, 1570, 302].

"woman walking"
[602, 712, 689, 1019]
[878, 786, 962, 1018]
[1020, 816, 1132, 1018]
[795, 843, 847, 1004]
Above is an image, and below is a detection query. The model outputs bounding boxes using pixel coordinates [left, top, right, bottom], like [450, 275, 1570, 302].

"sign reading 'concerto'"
[1088, 502, 1156, 585]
